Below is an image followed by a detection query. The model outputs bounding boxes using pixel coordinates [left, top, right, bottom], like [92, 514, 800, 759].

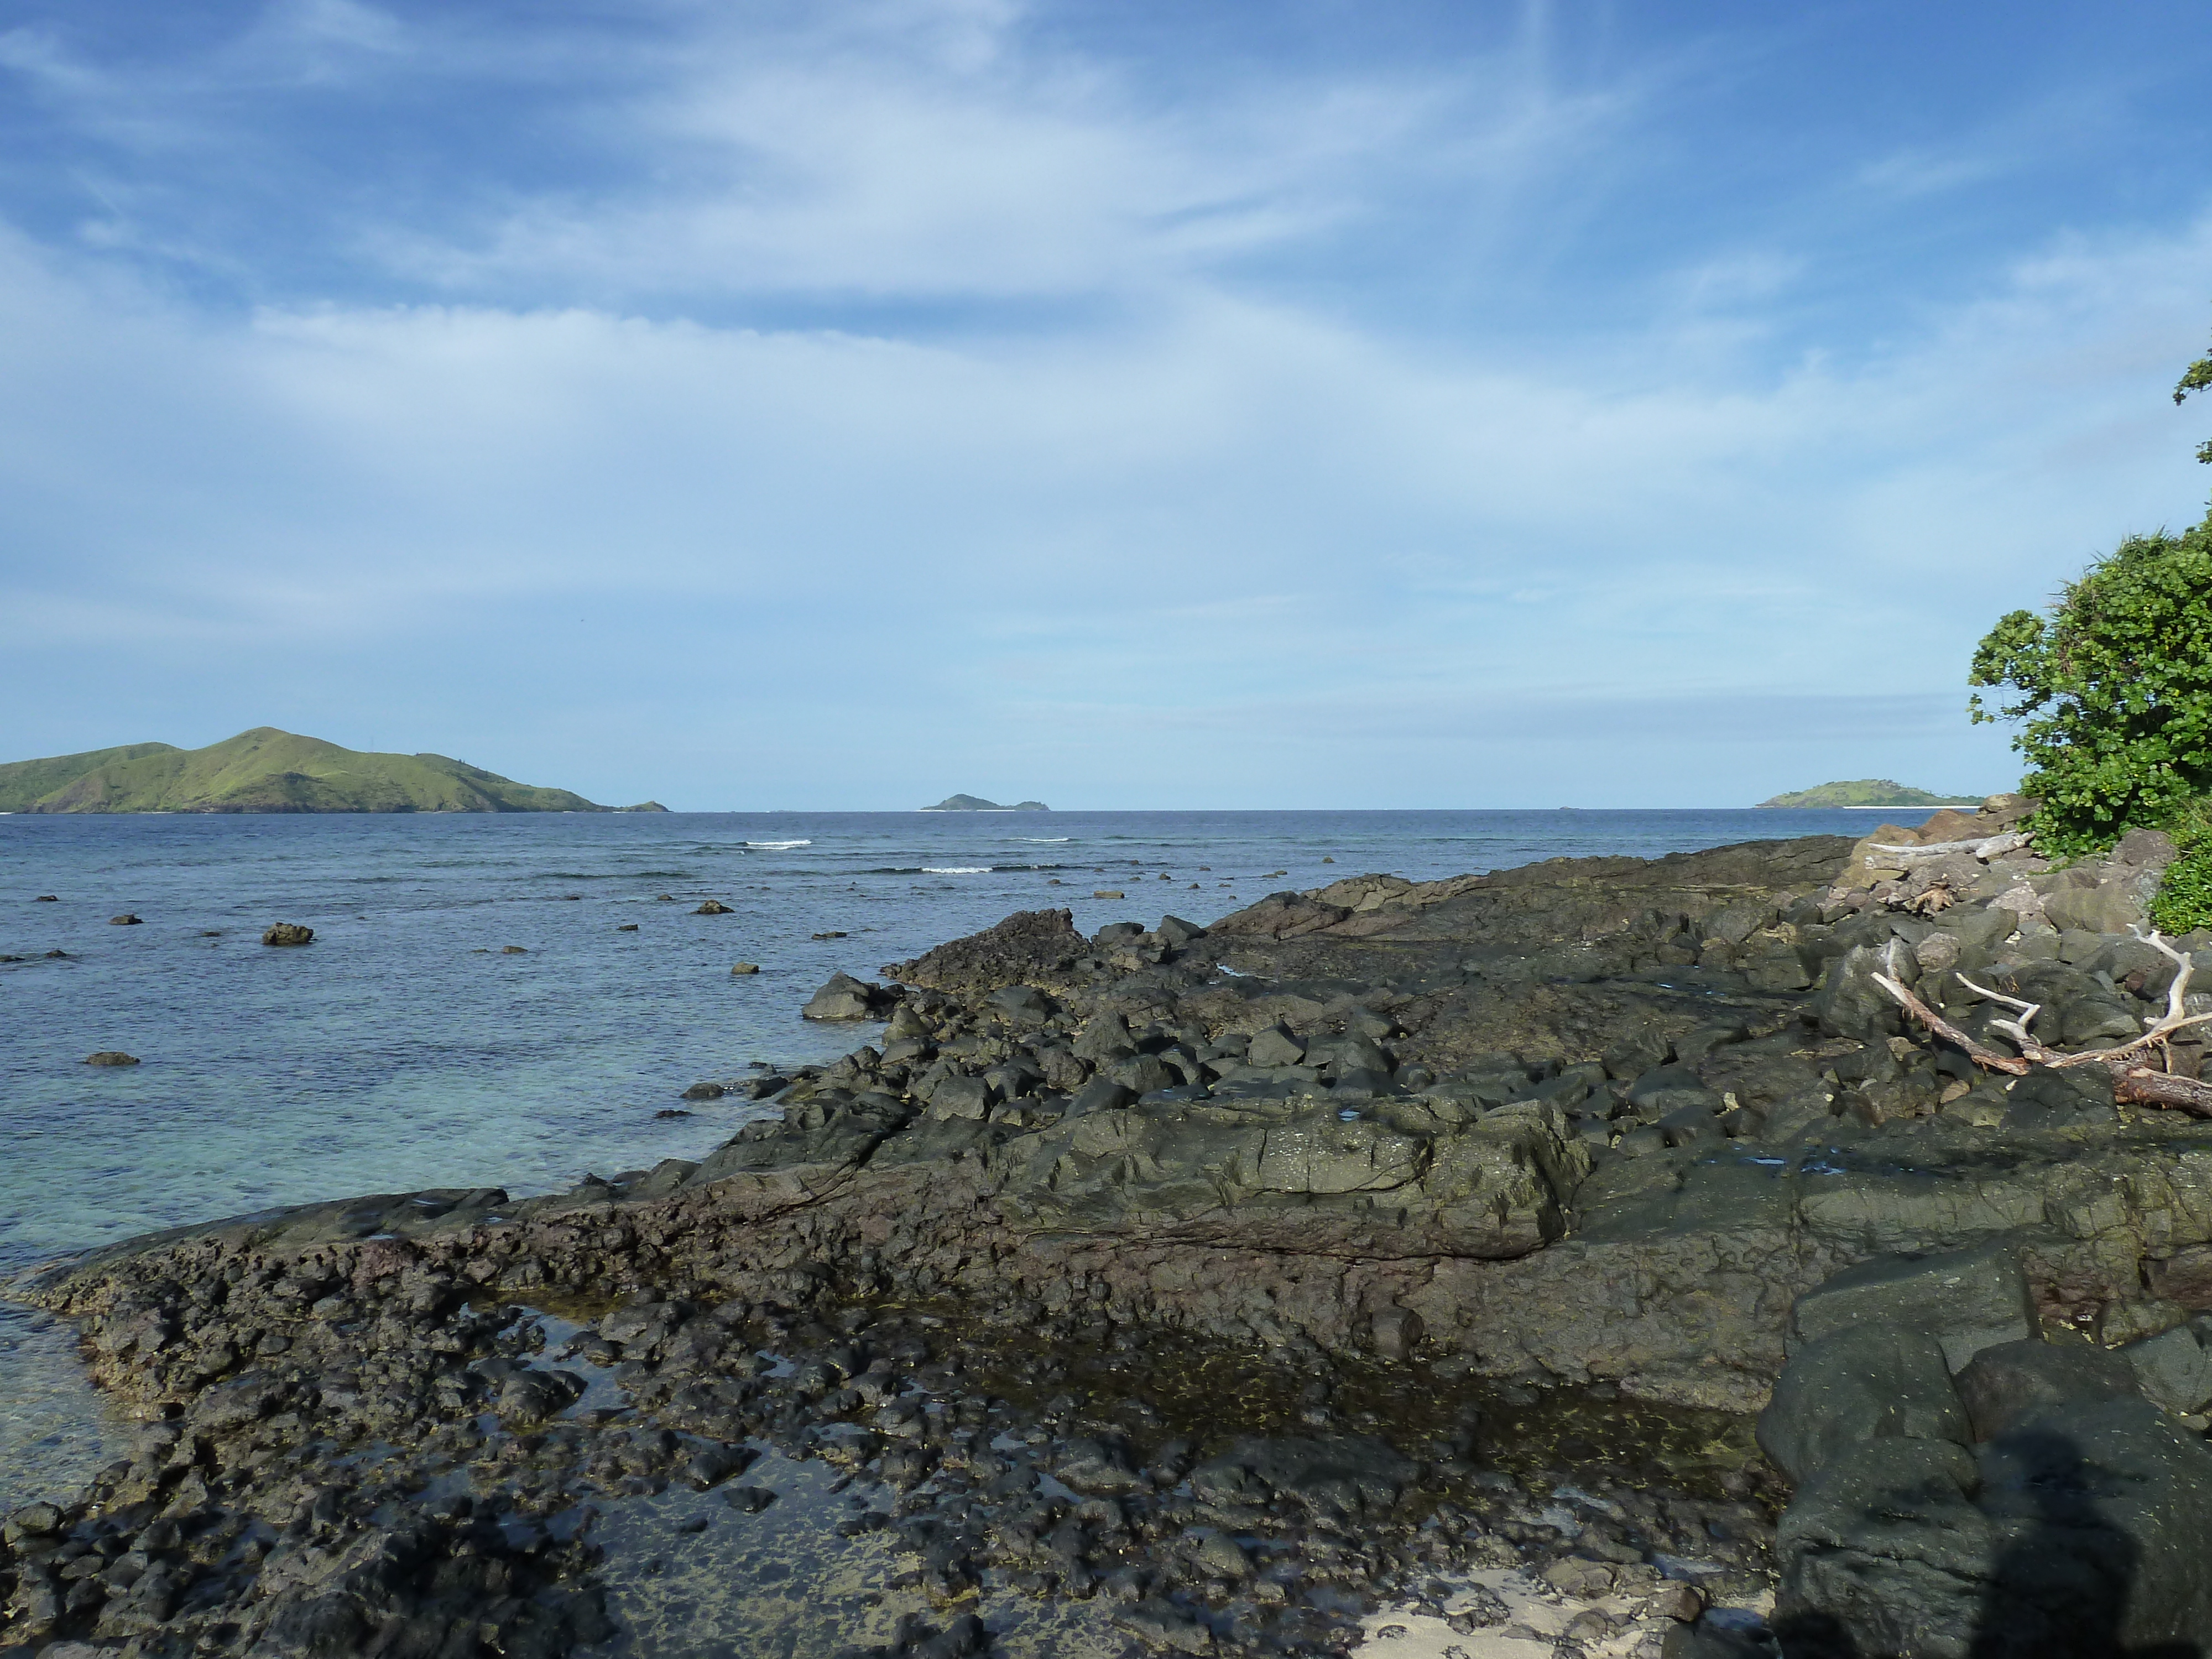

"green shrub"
[1971, 333, 2212, 865]
[2150, 803, 2212, 935]
[1968, 516, 2212, 856]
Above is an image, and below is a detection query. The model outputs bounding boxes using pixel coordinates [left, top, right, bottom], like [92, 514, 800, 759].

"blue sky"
[4, 0, 2210, 808]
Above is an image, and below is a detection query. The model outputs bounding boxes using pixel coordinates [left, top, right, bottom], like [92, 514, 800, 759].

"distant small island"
[921, 794, 1051, 812]
[0, 728, 645, 814]
[1756, 779, 1984, 809]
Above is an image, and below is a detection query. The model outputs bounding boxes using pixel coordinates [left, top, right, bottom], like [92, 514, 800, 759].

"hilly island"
[0, 728, 646, 814]
[1755, 778, 1982, 808]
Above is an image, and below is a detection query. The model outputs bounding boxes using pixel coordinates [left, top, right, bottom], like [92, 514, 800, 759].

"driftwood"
[1866, 832, 2031, 863]
[1874, 928, 2212, 1105]
[1869, 971, 2029, 1075]
[2114, 1066, 2212, 1117]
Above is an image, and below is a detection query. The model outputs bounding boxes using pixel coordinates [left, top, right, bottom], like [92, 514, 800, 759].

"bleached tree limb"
[1870, 973, 2031, 1076]
[1875, 928, 2212, 1095]
[1866, 833, 2032, 862]
[1952, 974, 2051, 1061]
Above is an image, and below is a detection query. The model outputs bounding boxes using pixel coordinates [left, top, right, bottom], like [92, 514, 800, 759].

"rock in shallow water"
[803, 972, 894, 1020]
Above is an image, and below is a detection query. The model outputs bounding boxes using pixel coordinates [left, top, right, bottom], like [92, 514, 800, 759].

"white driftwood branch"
[1952, 974, 2048, 1058]
[1871, 973, 2030, 1076]
[1866, 832, 2031, 863]
[1876, 927, 2212, 1087]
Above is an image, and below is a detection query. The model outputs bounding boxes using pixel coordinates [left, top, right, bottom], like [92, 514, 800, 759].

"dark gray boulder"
[1601, 1028, 1671, 1079]
[1073, 1013, 1135, 1061]
[1954, 1339, 2137, 1441]
[925, 1075, 997, 1121]
[1066, 1076, 1136, 1116]
[1757, 1323, 1969, 1485]
[1626, 1064, 1720, 1118]
[1810, 936, 1916, 1038]
[2119, 1324, 2212, 1416]
[1775, 1436, 1992, 1659]
[1790, 1241, 2034, 1373]
[802, 972, 893, 1021]
[1051, 1436, 1144, 1495]
[1970, 1398, 2212, 1657]
[1999, 1067, 2119, 1134]
[1246, 1022, 1306, 1068]
[1110, 1053, 1177, 1095]
[985, 983, 1055, 1024]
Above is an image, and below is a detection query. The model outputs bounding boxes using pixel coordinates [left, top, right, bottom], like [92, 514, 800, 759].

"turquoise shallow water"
[0, 806, 1930, 1505]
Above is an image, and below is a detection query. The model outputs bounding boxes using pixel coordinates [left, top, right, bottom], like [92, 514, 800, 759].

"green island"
[0, 727, 640, 814]
[1756, 779, 1983, 809]
[921, 793, 1051, 811]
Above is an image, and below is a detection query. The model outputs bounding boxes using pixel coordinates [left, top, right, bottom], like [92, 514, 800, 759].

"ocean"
[0, 806, 1929, 1506]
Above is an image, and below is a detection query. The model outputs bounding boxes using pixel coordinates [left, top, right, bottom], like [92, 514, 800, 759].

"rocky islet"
[6, 803, 2212, 1657]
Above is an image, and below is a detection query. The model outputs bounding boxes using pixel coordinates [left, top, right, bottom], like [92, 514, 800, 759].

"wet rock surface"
[9, 808, 2212, 1656]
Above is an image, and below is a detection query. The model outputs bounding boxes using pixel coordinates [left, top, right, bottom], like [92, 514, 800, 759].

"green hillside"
[1756, 779, 1984, 809]
[0, 742, 180, 808]
[0, 728, 607, 814]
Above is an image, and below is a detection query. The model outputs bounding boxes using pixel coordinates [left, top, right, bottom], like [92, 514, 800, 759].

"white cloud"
[3, 3, 2209, 804]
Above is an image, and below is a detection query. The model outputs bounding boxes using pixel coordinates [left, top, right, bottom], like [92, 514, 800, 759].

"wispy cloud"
[2, 1, 2210, 805]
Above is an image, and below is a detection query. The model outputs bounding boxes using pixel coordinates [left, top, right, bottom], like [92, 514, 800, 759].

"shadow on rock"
[1966, 1427, 2200, 1659]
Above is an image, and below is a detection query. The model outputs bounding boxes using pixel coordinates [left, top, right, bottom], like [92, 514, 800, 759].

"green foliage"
[2177, 336, 2212, 466]
[2150, 802, 2212, 935]
[1968, 518, 2212, 854]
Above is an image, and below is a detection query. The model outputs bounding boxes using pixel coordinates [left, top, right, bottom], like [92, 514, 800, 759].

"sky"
[3, 0, 2210, 810]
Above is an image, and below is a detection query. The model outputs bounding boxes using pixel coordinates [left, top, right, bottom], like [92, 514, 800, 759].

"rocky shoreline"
[7, 801, 2212, 1658]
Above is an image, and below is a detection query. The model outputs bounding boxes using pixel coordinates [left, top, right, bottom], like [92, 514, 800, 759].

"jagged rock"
[262, 922, 314, 946]
[1809, 937, 1914, 1038]
[803, 972, 895, 1021]
[886, 908, 1085, 995]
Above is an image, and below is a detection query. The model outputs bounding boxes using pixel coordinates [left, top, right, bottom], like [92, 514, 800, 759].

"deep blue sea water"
[0, 806, 1934, 1504]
